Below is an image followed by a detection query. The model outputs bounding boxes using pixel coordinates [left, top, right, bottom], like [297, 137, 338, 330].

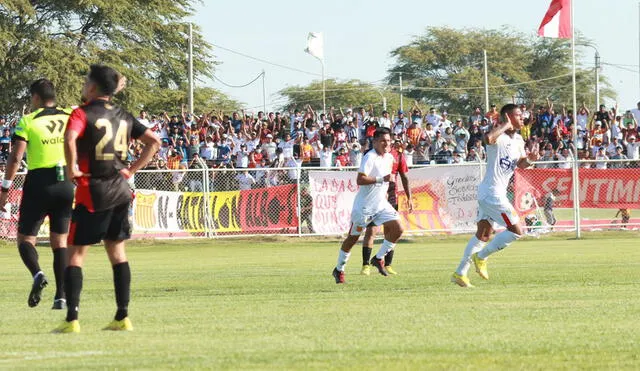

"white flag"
[305, 32, 324, 60]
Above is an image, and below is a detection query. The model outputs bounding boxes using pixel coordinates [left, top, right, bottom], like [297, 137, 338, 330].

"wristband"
[1, 179, 12, 189]
[375, 176, 383, 185]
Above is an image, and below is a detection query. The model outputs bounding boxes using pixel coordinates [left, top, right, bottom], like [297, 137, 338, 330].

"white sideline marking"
[0, 351, 107, 363]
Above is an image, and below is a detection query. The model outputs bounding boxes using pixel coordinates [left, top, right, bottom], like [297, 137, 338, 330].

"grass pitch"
[1, 233, 639, 370]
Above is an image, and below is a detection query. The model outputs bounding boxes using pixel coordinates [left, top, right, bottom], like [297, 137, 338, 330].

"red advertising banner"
[237, 184, 299, 233]
[514, 168, 640, 212]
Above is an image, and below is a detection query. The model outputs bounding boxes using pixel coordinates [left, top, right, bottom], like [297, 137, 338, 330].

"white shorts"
[348, 202, 399, 236]
[476, 196, 519, 228]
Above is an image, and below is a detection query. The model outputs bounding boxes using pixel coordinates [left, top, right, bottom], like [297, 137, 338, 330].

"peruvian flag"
[538, 0, 572, 39]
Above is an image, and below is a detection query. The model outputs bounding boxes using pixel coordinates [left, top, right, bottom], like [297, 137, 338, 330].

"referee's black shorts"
[18, 169, 74, 236]
[68, 202, 131, 246]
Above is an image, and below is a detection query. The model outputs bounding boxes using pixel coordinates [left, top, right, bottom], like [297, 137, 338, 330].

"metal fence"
[1, 158, 639, 242]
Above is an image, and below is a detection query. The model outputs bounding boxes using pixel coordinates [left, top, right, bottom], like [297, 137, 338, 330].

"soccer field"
[1, 234, 639, 370]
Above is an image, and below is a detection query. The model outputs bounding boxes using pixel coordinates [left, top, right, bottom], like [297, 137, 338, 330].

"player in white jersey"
[332, 128, 404, 284]
[451, 104, 539, 288]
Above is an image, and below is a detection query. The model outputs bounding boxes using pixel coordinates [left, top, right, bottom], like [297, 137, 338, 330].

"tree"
[0, 0, 236, 113]
[388, 27, 615, 116]
[277, 79, 401, 114]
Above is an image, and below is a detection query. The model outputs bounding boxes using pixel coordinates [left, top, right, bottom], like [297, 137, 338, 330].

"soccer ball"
[518, 191, 535, 211]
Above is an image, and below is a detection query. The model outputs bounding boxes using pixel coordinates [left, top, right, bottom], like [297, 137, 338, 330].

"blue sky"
[191, 0, 640, 113]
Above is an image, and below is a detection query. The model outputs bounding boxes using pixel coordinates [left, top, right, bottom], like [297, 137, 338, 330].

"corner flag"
[538, 0, 572, 39]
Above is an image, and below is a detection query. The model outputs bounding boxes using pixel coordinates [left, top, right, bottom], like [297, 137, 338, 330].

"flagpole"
[570, 0, 581, 239]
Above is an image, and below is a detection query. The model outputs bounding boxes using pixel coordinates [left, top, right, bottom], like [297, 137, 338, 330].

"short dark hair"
[88, 64, 120, 96]
[30, 79, 56, 102]
[373, 127, 391, 139]
[500, 103, 519, 120]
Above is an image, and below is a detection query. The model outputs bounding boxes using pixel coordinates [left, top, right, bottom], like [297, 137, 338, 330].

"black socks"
[113, 262, 131, 321]
[385, 249, 395, 266]
[52, 248, 67, 299]
[64, 266, 83, 322]
[362, 246, 372, 266]
[18, 241, 40, 277]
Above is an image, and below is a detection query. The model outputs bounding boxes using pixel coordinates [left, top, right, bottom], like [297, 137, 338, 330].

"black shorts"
[387, 181, 399, 211]
[69, 202, 131, 246]
[19, 171, 74, 236]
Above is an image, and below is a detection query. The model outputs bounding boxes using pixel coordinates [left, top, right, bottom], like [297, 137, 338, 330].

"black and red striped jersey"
[66, 99, 147, 212]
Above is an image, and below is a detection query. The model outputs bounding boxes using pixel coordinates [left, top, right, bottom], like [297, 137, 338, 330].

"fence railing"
[1, 159, 639, 241]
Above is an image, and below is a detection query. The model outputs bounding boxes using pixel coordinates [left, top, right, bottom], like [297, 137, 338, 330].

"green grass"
[554, 208, 622, 222]
[1, 233, 640, 370]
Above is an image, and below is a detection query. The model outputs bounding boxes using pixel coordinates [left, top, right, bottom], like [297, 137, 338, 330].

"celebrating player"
[361, 139, 412, 276]
[451, 104, 539, 288]
[53, 65, 160, 333]
[332, 127, 404, 284]
[0, 79, 74, 309]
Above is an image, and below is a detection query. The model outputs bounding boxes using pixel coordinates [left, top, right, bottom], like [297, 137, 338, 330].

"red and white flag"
[538, 0, 572, 39]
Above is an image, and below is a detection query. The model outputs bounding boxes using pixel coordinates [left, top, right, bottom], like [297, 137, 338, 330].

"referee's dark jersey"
[66, 99, 147, 212]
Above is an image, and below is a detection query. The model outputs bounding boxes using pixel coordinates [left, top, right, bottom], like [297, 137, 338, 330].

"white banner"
[309, 164, 481, 234]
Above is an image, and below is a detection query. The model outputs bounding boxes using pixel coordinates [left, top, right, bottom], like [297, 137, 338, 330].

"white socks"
[33, 271, 44, 280]
[375, 240, 396, 259]
[456, 236, 486, 276]
[477, 230, 521, 260]
[336, 250, 351, 272]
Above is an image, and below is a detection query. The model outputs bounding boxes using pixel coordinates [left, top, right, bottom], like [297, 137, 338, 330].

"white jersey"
[353, 150, 394, 214]
[478, 133, 526, 200]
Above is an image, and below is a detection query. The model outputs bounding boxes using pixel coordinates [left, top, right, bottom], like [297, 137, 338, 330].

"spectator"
[236, 170, 256, 190]
[431, 131, 446, 155]
[217, 138, 232, 166]
[319, 145, 333, 167]
[471, 139, 486, 161]
[452, 149, 465, 164]
[594, 147, 608, 169]
[263, 134, 277, 161]
[425, 107, 442, 128]
[556, 148, 573, 169]
[404, 143, 415, 166]
[468, 106, 484, 125]
[285, 155, 302, 183]
[0, 128, 12, 160]
[466, 147, 481, 163]
[349, 139, 363, 167]
[610, 146, 627, 168]
[435, 142, 453, 164]
[485, 104, 499, 124]
[625, 135, 640, 162]
[378, 110, 392, 129]
[235, 143, 249, 168]
[335, 147, 349, 167]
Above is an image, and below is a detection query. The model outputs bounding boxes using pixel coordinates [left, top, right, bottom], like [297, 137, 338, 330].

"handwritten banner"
[308, 165, 480, 234]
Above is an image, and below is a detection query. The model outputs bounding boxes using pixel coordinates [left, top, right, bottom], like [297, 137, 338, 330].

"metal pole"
[383, 97, 387, 111]
[188, 23, 194, 115]
[321, 60, 326, 114]
[399, 72, 403, 111]
[261, 70, 266, 113]
[483, 50, 490, 112]
[595, 51, 600, 107]
[297, 169, 302, 237]
[570, 0, 581, 239]
[638, 2, 640, 98]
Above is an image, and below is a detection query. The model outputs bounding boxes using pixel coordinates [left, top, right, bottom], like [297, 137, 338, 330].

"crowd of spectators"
[2, 98, 640, 191]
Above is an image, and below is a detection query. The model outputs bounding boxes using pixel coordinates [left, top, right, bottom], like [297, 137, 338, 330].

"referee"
[0, 79, 74, 310]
